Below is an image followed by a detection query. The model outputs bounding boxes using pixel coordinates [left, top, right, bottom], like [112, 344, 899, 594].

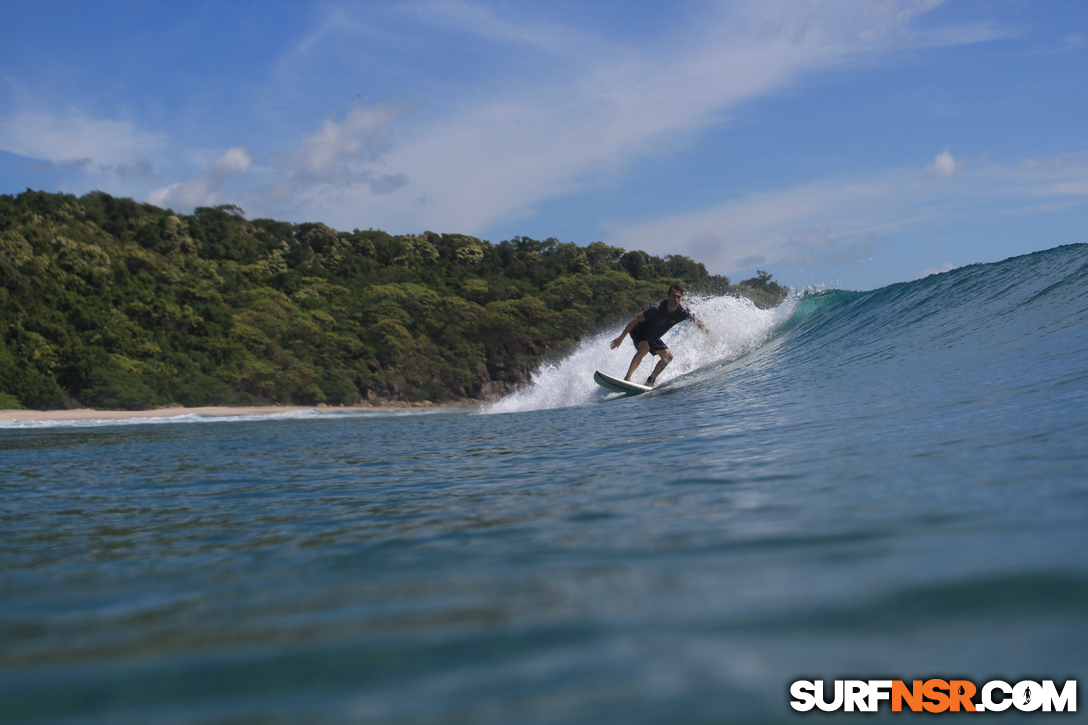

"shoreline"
[0, 401, 480, 423]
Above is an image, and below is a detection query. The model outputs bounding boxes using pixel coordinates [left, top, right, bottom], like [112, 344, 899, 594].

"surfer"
[610, 283, 709, 387]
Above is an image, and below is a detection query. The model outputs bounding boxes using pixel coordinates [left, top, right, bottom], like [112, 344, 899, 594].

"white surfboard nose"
[593, 370, 653, 395]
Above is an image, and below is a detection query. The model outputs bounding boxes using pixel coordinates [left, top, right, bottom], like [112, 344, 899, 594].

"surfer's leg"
[647, 348, 673, 385]
[625, 340, 650, 380]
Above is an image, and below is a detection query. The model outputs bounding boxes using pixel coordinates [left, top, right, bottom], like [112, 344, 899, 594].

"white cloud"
[149, 146, 253, 210]
[927, 149, 962, 178]
[291, 106, 399, 180]
[0, 112, 165, 166]
[215, 146, 253, 173]
[152, 105, 412, 215]
[253, 105, 410, 216]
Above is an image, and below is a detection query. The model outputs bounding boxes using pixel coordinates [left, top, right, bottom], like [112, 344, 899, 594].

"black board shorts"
[631, 331, 668, 354]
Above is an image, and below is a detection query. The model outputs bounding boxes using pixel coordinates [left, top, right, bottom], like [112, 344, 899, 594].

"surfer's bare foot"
[645, 376, 656, 387]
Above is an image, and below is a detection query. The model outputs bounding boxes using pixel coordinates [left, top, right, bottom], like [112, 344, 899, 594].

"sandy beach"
[0, 401, 479, 423]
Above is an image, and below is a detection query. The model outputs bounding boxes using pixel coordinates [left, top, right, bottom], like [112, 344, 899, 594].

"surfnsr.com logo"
[790, 679, 1076, 713]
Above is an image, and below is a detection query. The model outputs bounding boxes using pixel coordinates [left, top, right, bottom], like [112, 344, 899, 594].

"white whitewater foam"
[485, 292, 798, 413]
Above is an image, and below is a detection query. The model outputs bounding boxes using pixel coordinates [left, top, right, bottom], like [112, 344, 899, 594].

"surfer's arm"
[692, 315, 711, 335]
[610, 313, 645, 349]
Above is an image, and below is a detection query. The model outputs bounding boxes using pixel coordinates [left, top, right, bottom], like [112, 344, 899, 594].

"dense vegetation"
[0, 189, 786, 410]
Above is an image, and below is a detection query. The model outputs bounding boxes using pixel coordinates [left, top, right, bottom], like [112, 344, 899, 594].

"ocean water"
[2, 244, 1087, 724]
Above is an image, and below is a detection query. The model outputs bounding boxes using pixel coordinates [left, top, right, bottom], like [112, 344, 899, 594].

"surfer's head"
[668, 284, 684, 302]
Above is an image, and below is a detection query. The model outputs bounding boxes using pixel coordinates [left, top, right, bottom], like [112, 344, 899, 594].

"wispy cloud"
[0, 112, 166, 167]
[609, 152, 1088, 275]
[403, 0, 603, 59]
[256, 0, 986, 231]
[606, 178, 896, 273]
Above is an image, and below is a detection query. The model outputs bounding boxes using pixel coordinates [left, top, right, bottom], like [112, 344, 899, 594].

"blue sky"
[1, 1, 1085, 290]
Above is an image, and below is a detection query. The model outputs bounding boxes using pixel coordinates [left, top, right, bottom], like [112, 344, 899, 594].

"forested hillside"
[0, 190, 785, 409]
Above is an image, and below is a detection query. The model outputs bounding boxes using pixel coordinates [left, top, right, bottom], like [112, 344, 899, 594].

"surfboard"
[593, 370, 653, 395]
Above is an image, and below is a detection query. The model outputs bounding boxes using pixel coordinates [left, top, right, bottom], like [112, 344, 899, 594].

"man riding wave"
[610, 284, 710, 387]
